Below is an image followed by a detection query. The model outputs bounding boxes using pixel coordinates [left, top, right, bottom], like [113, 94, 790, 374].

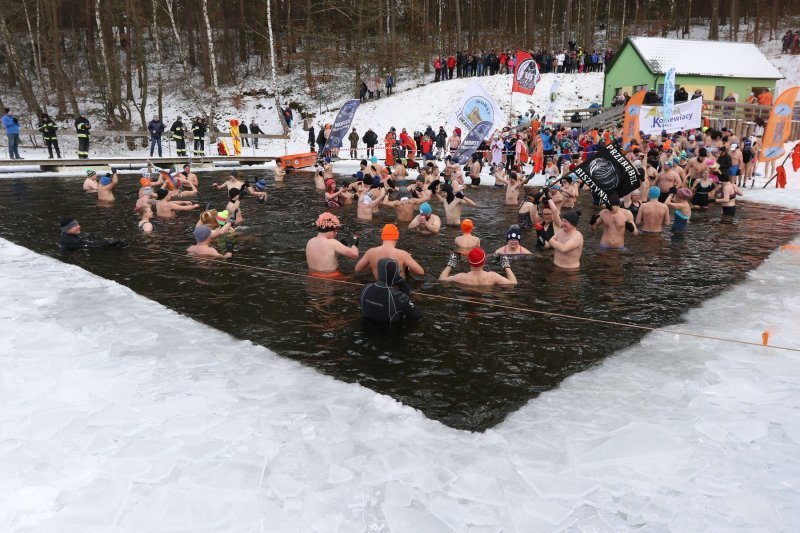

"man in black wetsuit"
[58, 218, 125, 250]
[360, 257, 422, 324]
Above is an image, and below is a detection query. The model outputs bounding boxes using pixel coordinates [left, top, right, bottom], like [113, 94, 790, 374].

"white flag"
[448, 82, 505, 133]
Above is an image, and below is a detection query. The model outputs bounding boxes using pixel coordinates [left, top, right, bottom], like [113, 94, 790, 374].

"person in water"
[58, 218, 125, 250]
[535, 198, 560, 248]
[83, 169, 98, 192]
[407, 201, 441, 235]
[97, 171, 118, 202]
[636, 186, 671, 233]
[717, 173, 743, 217]
[544, 210, 583, 269]
[137, 204, 154, 234]
[495, 225, 532, 255]
[454, 218, 480, 251]
[438, 247, 517, 286]
[305, 212, 360, 274]
[589, 192, 638, 249]
[355, 223, 424, 280]
[665, 187, 693, 233]
[360, 258, 423, 324]
[187, 224, 233, 258]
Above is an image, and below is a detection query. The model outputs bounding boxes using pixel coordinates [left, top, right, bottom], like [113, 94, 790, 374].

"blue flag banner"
[323, 99, 360, 153]
[453, 120, 494, 165]
[662, 67, 676, 122]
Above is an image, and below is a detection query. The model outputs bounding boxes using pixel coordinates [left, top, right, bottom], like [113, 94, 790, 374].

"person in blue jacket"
[2, 107, 22, 160]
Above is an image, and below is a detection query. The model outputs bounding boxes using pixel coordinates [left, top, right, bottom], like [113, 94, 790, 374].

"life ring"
[294, 159, 300, 166]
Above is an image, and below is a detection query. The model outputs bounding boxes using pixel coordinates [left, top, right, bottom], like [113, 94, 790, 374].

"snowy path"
[1, 234, 799, 531]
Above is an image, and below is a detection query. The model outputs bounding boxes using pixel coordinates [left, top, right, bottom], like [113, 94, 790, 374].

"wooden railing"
[17, 129, 289, 142]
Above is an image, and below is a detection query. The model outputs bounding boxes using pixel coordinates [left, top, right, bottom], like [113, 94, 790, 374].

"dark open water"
[1, 170, 798, 431]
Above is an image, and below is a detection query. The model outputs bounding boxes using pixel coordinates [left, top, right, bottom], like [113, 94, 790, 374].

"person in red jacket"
[420, 133, 433, 160]
[499, 52, 508, 74]
[447, 55, 456, 79]
[434, 57, 442, 82]
[403, 135, 418, 168]
[385, 128, 397, 166]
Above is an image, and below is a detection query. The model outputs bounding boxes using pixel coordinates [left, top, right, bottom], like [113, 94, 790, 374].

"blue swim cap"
[370, 156, 378, 164]
[648, 186, 660, 199]
[99, 175, 112, 186]
[420, 202, 432, 215]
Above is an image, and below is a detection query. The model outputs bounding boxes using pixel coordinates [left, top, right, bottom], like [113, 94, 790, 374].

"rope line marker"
[160, 250, 800, 354]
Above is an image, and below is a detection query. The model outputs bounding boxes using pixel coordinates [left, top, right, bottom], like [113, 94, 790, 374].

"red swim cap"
[468, 247, 486, 267]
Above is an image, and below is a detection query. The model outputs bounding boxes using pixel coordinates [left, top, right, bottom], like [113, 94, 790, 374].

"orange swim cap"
[461, 219, 474, 233]
[381, 223, 400, 241]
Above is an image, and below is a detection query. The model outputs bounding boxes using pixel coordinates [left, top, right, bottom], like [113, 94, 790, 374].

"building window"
[657, 84, 664, 97]
[714, 86, 725, 100]
[615, 88, 622, 96]
[633, 84, 647, 93]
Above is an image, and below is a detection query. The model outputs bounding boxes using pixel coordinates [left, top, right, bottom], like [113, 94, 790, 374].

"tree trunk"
[0, 18, 43, 117]
[583, 0, 593, 50]
[709, 0, 719, 40]
[526, 0, 535, 48]
[564, 0, 573, 44]
[455, 0, 462, 49]
[201, 0, 219, 127]
[730, 0, 738, 40]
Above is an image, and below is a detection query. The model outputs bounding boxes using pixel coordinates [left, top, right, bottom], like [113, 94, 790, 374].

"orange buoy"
[762, 331, 770, 346]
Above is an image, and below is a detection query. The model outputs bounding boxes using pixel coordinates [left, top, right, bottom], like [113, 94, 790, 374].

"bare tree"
[709, 0, 720, 40]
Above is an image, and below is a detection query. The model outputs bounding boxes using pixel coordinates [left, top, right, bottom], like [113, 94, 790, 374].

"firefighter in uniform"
[38, 113, 61, 159]
[170, 116, 187, 157]
[192, 116, 207, 156]
[75, 112, 91, 159]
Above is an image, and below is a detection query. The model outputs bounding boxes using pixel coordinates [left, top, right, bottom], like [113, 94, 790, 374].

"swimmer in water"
[438, 247, 517, 286]
[225, 187, 244, 225]
[211, 170, 244, 191]
[179, 163, 199, 188]
[495, 225, 532, 255]
[383, 186, 425, 222]
[407, 202, 441, 235]
[717, 173, 743, 217]
[187, 224, 232, 258]
[636, 186, 671, 233]
[589, 191, 638, 249]
[97, 170, 118, 202]
[137, 204, 154, 233]
[196, 209, 235, 239]
[665, 187, 693, 232]
[454, 218, 480, 251]
[544, 209, 583, 269]
[274, 159, 286, 182]
[305, 212, 360, 274]
[356, 177, 388, 221]
[83, 169, 98, 192]
[58, 217, 125, 250]
[360, 258, 423, 323]
[440, 183, 476, 226]
[324, 178, 344, 208]
[355, 223, 424, 280]
[154, 188, 200, 218]
[535, 199, 561, 248]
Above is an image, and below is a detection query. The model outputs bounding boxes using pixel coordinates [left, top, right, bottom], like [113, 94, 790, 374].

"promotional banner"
[639, 98, 702, 135]
[760, 86, 799, 162]
[453, 120, 493, 165]
[662, 67, 676, 121]
[323, 99, 361, 153]
[511, 51, 542, 95]
[622, 90, 647, 147]
[571, 143, 640, 204]
[545, 80, 560, 124]
[448, 82, 504, 132]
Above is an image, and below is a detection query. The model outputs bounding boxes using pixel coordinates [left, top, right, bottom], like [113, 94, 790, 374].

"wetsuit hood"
[376, 257, 400, 288]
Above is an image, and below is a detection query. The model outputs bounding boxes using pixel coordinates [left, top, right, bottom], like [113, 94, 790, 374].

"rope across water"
[160, 249, 800, 354]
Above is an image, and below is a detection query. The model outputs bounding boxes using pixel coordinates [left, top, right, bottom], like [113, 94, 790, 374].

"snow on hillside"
[283, 72, 604, 152]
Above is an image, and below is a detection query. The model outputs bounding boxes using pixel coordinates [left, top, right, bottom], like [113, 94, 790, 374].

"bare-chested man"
[187, 224, 232, 258]
[686, 147, 710, 184]
[440, 183, 476, 226]
[590, 192, 638, 249]
[495, 171, 529, 206]
[729, 143, 745, 187]
[178, 163, 199, 188]
[355, 224, 425, 280]
[438, 247, 517, 286]
[83, 169, 98, 192]
[97, 171, 118, 202]
[544, 209, 584, 269]
[408, 202, 441, 235]
[454, 218, 480, 251]
[273, 159, 286, 182]
[155, 188, 200, 218]
[652, 161, 683, 202]
[635, 186, 671, 233]
[305, 212, 359, 274]
[383, 186, 424, 222]
[357, 179, 388, 221]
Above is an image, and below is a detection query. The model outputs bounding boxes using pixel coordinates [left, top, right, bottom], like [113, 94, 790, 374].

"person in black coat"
[38, 113, 61, 159]
[58, 218, 124, 250]
[148, 116, 165, 157]
[362, 128, 378, 158]
[170, 116, 187, 156]
[239, 120, 249, 147]
[360, 258, 422, 324]
[249, 120, 263, 149]
[308, 125, 316, 152]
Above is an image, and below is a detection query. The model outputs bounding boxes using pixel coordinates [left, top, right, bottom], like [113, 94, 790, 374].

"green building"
[603, 36, 783, 107]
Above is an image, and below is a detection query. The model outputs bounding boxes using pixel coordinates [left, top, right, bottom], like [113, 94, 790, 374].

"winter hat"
[467, 247, 486, 267]
[60, 218, 79, 232]
[506, 225, 521, 242]
[193, 224, 212, 243]
[381, 223, 400, 241]
[561, 210, 581, 227]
